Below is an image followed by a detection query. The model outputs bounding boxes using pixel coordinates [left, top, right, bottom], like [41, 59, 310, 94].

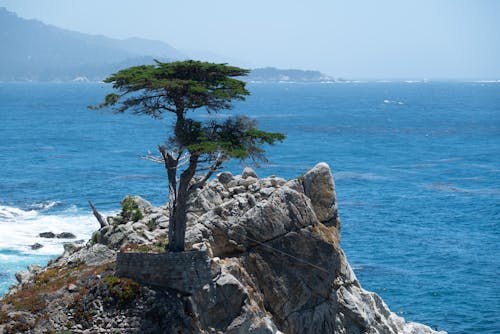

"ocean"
[0, 82, 499, 333]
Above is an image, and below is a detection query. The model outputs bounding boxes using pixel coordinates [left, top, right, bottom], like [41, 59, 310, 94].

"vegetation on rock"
[120, 196, 144, 222]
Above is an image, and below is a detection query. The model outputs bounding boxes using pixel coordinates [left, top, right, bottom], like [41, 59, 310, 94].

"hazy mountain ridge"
[0, 8, 335, 82]
[0, 8, 183, 81]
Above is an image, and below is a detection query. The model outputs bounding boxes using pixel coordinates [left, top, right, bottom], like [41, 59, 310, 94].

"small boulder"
[30, 243, 43, 250]
[301, 162, 339, 227]
[218, 171, 234, 184]
[56, 232, 76, 239]
[15, 270, 30, 284]
[242, 167, 258, 179]
[125, 195, 153, 213]
[63, 242, 83, 256]
[39, 232, 55, 238]
[67, 283, 78, 293]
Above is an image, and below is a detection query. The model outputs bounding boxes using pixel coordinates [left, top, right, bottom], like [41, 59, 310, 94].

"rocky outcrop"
[0, 163, 446, 334]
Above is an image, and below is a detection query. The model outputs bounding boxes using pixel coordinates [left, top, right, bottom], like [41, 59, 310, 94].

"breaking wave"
[0, 204, 105, 256]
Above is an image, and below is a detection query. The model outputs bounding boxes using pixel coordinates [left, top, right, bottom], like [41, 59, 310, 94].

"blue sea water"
[0, 82, 499, 333]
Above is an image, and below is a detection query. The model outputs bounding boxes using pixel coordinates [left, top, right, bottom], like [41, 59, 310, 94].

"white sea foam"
[28, 201, 61, 211]
[383, 99, 404, 105]
[0, 205, 104, 256]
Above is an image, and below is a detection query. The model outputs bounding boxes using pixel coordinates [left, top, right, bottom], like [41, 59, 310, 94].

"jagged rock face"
[0, 163, 445, 334]
[184, 163, 444, 334]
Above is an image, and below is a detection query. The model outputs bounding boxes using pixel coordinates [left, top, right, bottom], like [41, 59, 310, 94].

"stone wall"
[116, 251, 211, 295]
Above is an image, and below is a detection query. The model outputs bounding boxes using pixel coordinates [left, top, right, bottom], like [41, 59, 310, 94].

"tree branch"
[88, 200, 108, 228]
[189, 153, 225, 192]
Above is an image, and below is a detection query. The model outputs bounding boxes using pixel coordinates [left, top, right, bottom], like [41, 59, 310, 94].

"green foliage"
[103, 276, 140, 307]
[94, 59, 285, 166]
[94, 60, 250, 115]
[103, 275, 121, 286]
[90, 231, 100, 244]
[183, 116, 286, 163]
[120, 196, 143, 222]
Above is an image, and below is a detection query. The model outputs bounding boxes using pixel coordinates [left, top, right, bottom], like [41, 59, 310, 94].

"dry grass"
[3, 262, 115, 314]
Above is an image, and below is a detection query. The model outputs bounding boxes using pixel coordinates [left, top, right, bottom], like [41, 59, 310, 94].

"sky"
[0, 0, 499, 79]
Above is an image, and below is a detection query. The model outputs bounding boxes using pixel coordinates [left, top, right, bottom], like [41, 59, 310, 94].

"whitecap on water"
[28, 201, 61, 211]
[0, 205, 37, 220]
[0, 204, 104, 256]
[383, 99, 405, 105]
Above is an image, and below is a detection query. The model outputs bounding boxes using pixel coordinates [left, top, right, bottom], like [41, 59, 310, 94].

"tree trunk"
[168, 154, 198, 252]
[159, 145, 179, 251]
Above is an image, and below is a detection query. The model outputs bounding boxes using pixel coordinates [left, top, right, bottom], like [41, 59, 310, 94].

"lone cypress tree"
[93, 60, 285, 252]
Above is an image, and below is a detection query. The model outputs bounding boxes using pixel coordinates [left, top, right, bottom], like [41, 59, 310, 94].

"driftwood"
[88, 200, 108, 228]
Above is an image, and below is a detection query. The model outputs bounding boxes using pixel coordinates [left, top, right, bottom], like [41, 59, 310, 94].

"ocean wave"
[49, 154, 76, 159]
[335, 172, 387, 181]
[0, 206, 38, 220]
[422, 182, 500, 195]
[383, 99, 404, 105]
[450, 177, 482, 181]
[338, 201, 368, 207]
[28, 201, 61, 211]
[464, 163, 498, 171]
[0, 253, 25, 263]
[253, 113, 296, 119]
[0, 204, 102, 256]
[117, 174, 163, 180]
[391, 164, 436, 170]
[430, 157, 463, 163]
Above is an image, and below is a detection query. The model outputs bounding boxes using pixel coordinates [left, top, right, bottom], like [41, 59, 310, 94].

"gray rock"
[15, 270, 31, 284]
[57, 232, 77, 239]
[126, 195, 153, 213]
[67, 283, 78, 293]
[183, 163, 443, 334]
[218, 172, 234, 184]
[39, 231, 56, 238]
[27, 264, 43, 274]
[301, 162, 340, 228]
[59, 244, 116, 267]
[242, 167, 258, 179]
[238, 176, 258, 187]
[15, 265, 42, 285]
[31, 242, 44, 250]
[63, 242, 83, 255]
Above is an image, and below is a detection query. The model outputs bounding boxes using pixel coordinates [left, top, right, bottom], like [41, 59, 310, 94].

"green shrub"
[103, 275, 140, 307]
[120, 196, 143, 222]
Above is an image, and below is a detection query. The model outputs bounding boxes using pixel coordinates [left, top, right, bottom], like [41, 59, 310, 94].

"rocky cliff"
[0, 163, 446, 334]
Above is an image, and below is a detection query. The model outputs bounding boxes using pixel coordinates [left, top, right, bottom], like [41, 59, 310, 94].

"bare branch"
[88, 200, 108, 228]
[189, 153, 225, 192]
[140, 154, 164, 164]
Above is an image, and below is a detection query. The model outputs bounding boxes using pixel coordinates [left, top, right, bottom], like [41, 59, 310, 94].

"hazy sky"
[1, 0, 499, 79]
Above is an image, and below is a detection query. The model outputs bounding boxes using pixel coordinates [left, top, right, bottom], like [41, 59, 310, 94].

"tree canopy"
[94, 60, 250, 116]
